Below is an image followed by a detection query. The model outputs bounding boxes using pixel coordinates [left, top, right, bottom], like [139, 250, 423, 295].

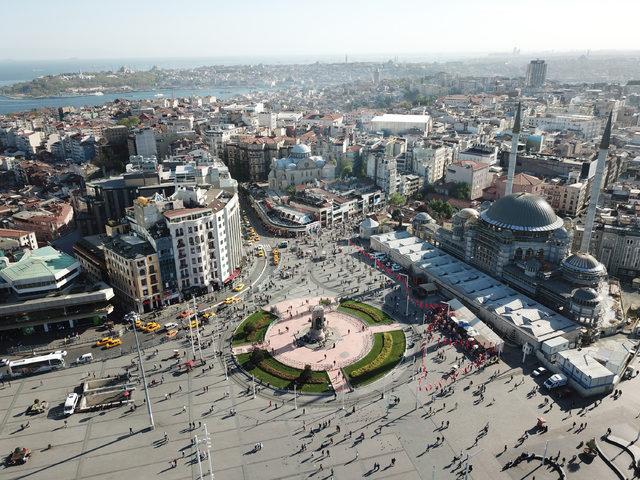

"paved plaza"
[1, 218, 640, 480]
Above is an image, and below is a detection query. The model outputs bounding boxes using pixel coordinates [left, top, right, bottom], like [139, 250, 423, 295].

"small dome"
[572, 287, 600, 303]
[561, 252, 606, 275]
[457, 208, 479, 220]
[290, 144, 311, 159]
[481, 193, 563, 232]
[414, 212, 435, 224]
[286, 163, 297, 170]
[453, 208, 479, 225]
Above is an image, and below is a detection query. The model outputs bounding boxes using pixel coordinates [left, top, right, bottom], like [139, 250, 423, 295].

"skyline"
[3, 0, 639, 60]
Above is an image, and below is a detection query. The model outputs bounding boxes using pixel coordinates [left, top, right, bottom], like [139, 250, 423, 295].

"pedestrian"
[129, 427, 133, 435]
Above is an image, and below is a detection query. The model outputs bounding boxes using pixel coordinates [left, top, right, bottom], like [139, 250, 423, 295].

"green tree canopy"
[389, 192, 406, 207]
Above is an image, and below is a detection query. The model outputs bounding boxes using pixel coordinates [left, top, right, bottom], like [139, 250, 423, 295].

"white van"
[76, 353, 93, 364]
[543, 373, 568, 390]
[63, 393, 79, 416]
[164, 322, 179, 331]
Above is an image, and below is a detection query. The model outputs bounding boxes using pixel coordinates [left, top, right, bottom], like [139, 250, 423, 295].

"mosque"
[268, 144, 335, 191]
[436, 110, 622, 332]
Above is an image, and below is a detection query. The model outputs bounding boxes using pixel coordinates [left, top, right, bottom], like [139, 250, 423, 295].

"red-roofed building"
[0, 228, 38, 250]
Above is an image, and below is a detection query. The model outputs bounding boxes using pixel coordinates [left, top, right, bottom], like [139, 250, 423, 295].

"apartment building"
[103, 234, 163, 313]
[445, 160, 491, 200]
[164, 187, 242, 293]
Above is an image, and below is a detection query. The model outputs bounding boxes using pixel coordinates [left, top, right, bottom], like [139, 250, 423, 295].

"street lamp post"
[294, 383, 297, 410]
[203, 423, 214, 479]
[194, 434, 204, 480]
[399, 273, 410, 317]
[128, 311, 154, 430]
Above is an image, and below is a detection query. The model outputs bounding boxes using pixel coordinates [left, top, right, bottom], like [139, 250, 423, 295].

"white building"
[458, 144, 498, 165]
[370, 114, 431, 135]
[526, 114, 601, 138]
[411, 144, 453, 184]
[445, 160, 491, 200]
[164, 187, 242, 292]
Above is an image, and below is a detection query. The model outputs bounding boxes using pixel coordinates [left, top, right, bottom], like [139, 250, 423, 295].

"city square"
[1, 220, 640, 480]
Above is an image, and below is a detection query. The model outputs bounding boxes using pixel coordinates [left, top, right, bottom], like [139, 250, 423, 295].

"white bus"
[0, 353, 65, 379]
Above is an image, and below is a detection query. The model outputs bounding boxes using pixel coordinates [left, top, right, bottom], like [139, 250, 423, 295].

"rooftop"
[0, 246, 79, 283]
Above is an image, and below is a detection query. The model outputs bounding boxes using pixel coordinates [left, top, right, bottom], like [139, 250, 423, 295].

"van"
[543, 373, 568, 390]
[63, 393, 79, 416]
[164, 322, 179, 331]
[76, 353, 93, 364]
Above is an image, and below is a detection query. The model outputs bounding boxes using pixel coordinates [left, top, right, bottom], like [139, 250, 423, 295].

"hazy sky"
[3, 0, 639, 60]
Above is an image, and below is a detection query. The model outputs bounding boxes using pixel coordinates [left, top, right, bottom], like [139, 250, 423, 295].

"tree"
[451, 182, 470, 200]
[286, 185, 297, 196]
[298, 364, 312, 384]
[250, 349, 266, 366]
[117, 116, 140, 128]
[427, 200, 455, 219]
[389, 192, 406, 207]
[391, 208, 404, 229]
[340, 164, 353, 178]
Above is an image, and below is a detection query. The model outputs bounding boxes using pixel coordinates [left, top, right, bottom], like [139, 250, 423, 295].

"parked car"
[532, 367, 547, 377]
[543, 373, 568, 389]
[63, 393, 79, 416]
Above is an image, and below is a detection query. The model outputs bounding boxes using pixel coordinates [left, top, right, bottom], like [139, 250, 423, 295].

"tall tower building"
[505, 102, 522, 196]
[526, 59, 547, 89]
[580, 111, 613, 253]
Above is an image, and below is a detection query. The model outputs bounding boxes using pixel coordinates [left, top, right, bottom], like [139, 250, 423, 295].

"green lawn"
[232, 310, 278, 346]
[342, 330, 406, 388]
[338, 301, 393, 325]
[236, 352, 332, 393]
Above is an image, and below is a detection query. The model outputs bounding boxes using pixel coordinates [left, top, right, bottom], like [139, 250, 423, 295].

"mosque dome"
[561, 252, 607, 286]
[561, 252, 606, 275]
[414, 212, 435, 224]
[290, 144, 312, 159]
[453, 208, 479, 225]
[480, 193, 563, 232]
[571, 287, 600, 304]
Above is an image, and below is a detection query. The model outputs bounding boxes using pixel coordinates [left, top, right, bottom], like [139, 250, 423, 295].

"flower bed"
[342, 330, 405, 388]
[338, 300, 393, 325]
[236, 351, 332, 393]
[232, 310, 278, 346]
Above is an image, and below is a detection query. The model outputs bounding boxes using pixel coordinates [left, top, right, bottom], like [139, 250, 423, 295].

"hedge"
[339, 300, 393, 325]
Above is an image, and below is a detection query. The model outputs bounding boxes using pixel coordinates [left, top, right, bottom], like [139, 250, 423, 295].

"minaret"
[580, 111, 613, 253]
[505, 102, 522, 196]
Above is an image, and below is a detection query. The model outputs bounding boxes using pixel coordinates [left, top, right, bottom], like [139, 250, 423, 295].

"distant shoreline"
[0, 86, 252, 100]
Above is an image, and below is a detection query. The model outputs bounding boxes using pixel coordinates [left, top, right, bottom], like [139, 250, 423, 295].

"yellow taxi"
[95, 337, 113, 347]
[183, 319, 198, 330]
[166, 329, 178, 339]
[104, 338, 122, 349]
[145, 323, 161, 333]
[232, 283, 245, 292]
[256, 249, 264, 257]
[223, 296, 241, 305]
[201, 311, 215, 319]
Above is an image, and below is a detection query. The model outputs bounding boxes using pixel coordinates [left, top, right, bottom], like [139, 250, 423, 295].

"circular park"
[231, 297, 406, 394]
